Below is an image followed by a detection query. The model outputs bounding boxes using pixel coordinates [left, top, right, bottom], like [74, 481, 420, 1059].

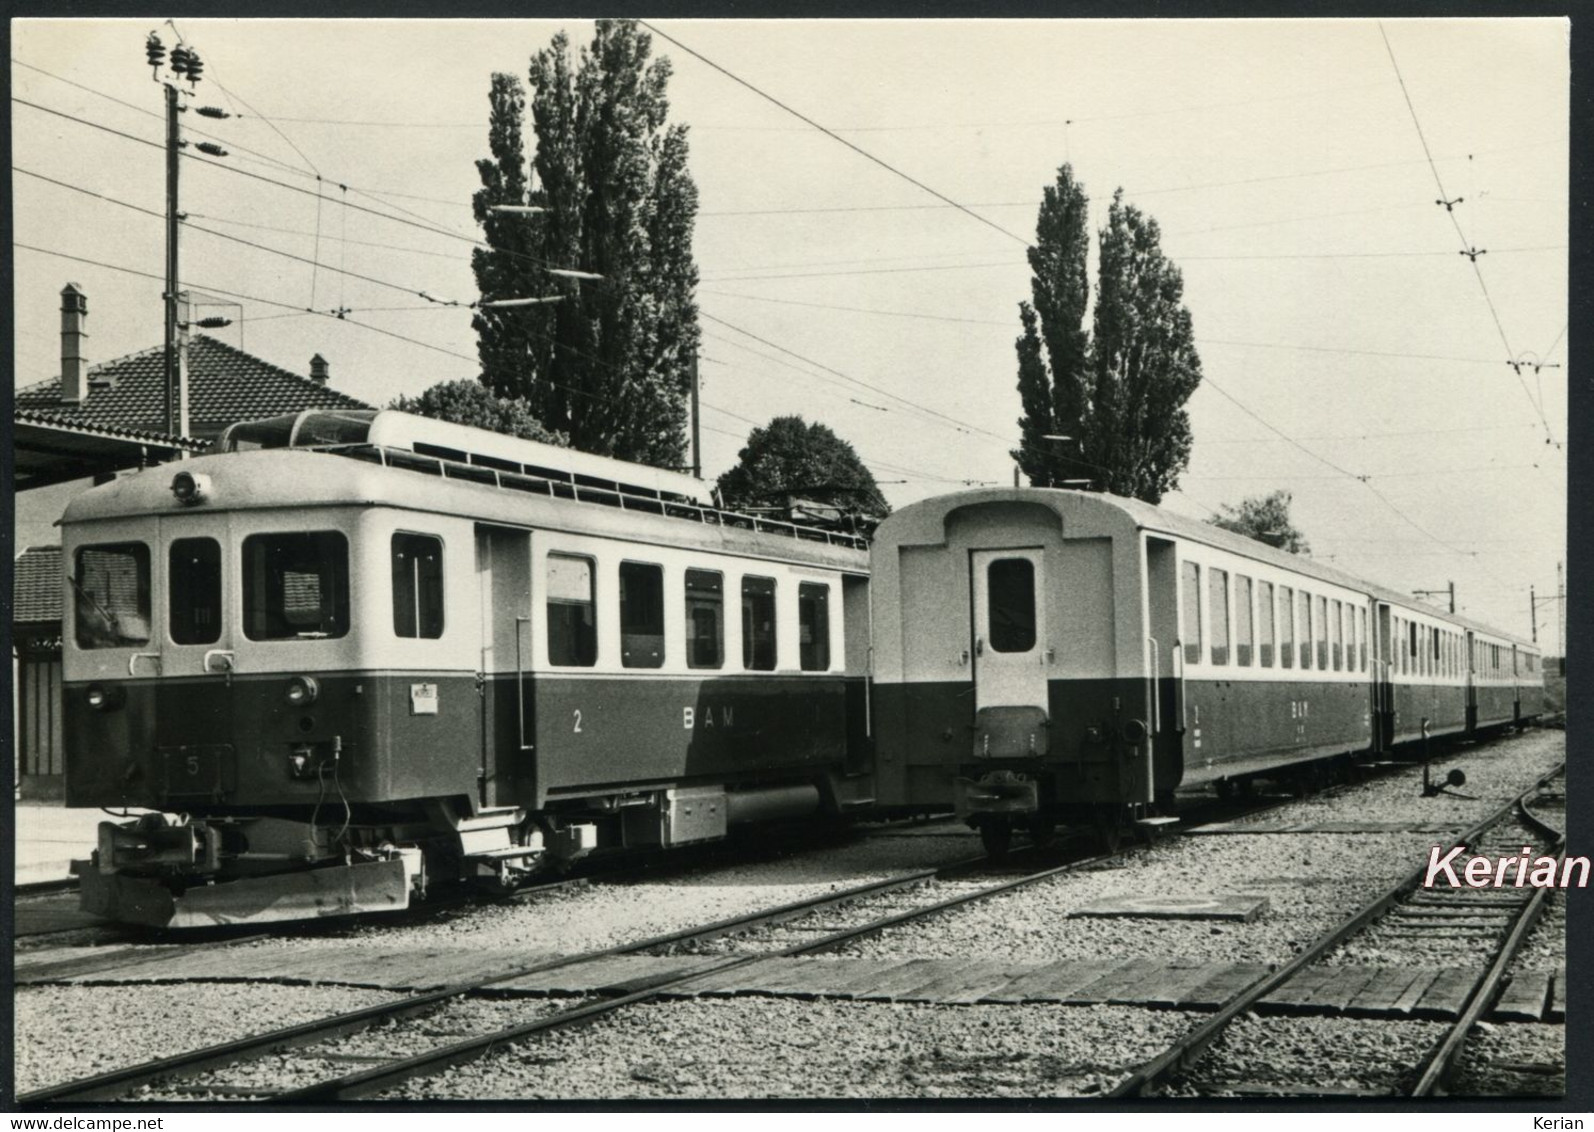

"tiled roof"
[14, 407, 207, 449]
[15, 335, 370, 436]
[13, 546, 63, 624]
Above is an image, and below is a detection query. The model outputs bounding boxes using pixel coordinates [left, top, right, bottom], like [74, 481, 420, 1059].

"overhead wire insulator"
[195, 317, 233, 329]
[195, 142, 228, 157]
[145, 32, 165, 72]
[185, 50, 204, 86]
[169, 45, 190, 78]
[195, 106, 232, 119]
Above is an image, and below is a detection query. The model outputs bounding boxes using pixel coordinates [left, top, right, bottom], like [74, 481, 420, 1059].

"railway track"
[17, 768, 1415, 1105]
[18, 746, 1551, 1103]
[1110, 762, 1566, 1099]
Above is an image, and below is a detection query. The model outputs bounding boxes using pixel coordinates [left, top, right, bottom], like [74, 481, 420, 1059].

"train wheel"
[1027, 813, 1058, 848]
[978, 821, 1013, 860]
[1093, 810, 1124, 855]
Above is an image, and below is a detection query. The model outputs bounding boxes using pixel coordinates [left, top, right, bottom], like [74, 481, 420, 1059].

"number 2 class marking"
[573, 709, 583, 734]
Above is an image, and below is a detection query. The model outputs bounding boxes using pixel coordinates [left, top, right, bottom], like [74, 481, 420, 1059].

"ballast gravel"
[13, 983, 401, 1096]
[138, 996, 586, 1102]
[1169, 1013, 1449, 1096]
[1450, 1022, 1565, 1096]
[378, 998, 1200, 1099]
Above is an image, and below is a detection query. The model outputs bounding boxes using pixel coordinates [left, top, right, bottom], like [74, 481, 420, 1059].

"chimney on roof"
[309, 353, 329, 385]
[60, 283, 89, 404]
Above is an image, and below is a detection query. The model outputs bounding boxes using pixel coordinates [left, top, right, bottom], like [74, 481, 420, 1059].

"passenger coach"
[64, 410, 872, 926]
[868, 488, 1542, 852]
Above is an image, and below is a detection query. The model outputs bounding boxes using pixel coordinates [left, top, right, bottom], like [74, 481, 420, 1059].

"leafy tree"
[391, 379, 568, 446]
[1209, 490, 1310, 554]
[1013, 167, 1202, 503]
[716, 416, 890, 519]
[471, 20, 700, 468]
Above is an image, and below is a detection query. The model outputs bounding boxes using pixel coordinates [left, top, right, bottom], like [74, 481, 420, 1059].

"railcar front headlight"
[284, 675, 320, 706]
[85, 683, 125, 711]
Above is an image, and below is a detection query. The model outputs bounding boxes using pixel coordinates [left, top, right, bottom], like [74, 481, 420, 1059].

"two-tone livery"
[868, 488, 1544, 852]
[64, 410, 871, 926]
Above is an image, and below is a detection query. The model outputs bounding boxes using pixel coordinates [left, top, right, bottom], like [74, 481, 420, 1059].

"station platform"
[13, 804, 112, 886]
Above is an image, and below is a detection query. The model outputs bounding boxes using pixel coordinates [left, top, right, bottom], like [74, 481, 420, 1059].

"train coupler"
[954, 770, 1039, 820]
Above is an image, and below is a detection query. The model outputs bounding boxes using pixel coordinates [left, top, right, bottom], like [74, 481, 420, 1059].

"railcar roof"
[879, 488, 1537, 650]
[61, 448, 869, 573]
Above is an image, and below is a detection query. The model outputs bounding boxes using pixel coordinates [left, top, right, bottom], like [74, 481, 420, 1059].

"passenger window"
[1209, 568, 1230, 665]
[1409, 622, 1418, 677]
[1235, 575, 1253, 667]
[1278, 585, 1294, 669]
[685, 569, 724, 670]
[169, 538, 222, 646]
[73, 542, 152, 649]
[243, 532, 349, 641]
[547, 554, 597, 666]
[1298, 591, 1313, 669]
[1315, 595, 1329, 671]
[620, 562, 665, 668]
[391, 533, 444, 639]
[988, 558, 1037, 653]
[799, 582, 831, 671]
[1257, 580, 1274, 667]
[742, 576, 777, 670]
[1359, 608, 1368, 672]
[1331, 599, 1343, 671]
[1181, 562, 1202, 665]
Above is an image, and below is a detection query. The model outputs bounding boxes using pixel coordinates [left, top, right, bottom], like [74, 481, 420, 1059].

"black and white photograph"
[7, 14, 1575, 1109]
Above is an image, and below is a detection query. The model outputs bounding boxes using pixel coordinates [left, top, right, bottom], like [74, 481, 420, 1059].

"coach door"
[154, 513, 237, 802]
[1373, 603, 1395, 750]
[970, 549, 1050, 757]
[476, 526, 533, 809]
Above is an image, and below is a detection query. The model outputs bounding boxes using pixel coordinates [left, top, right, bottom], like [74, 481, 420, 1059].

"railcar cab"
[63, 411, 871, 926]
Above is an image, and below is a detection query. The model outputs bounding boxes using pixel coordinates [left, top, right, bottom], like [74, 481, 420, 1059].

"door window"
[392, 533, 444, 639]
[988, 558, 1037, 653]
[169, 538, 222, 645]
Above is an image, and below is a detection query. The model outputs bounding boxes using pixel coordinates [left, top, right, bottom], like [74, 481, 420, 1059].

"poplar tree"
[471, 20, 701, 468]
[1012, 168, 1202, 504]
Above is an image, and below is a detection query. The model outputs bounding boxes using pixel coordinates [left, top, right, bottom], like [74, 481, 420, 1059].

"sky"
[10, 17, 1569, 643]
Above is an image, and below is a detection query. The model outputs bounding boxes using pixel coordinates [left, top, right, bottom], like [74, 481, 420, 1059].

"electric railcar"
[63, 410, 872, 927]
[868, 488, 1544, 854]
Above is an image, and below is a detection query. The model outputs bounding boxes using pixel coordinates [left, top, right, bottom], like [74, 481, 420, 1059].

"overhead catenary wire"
[1377, 22, 1555, 446]
[638, 20, 1031, 248]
